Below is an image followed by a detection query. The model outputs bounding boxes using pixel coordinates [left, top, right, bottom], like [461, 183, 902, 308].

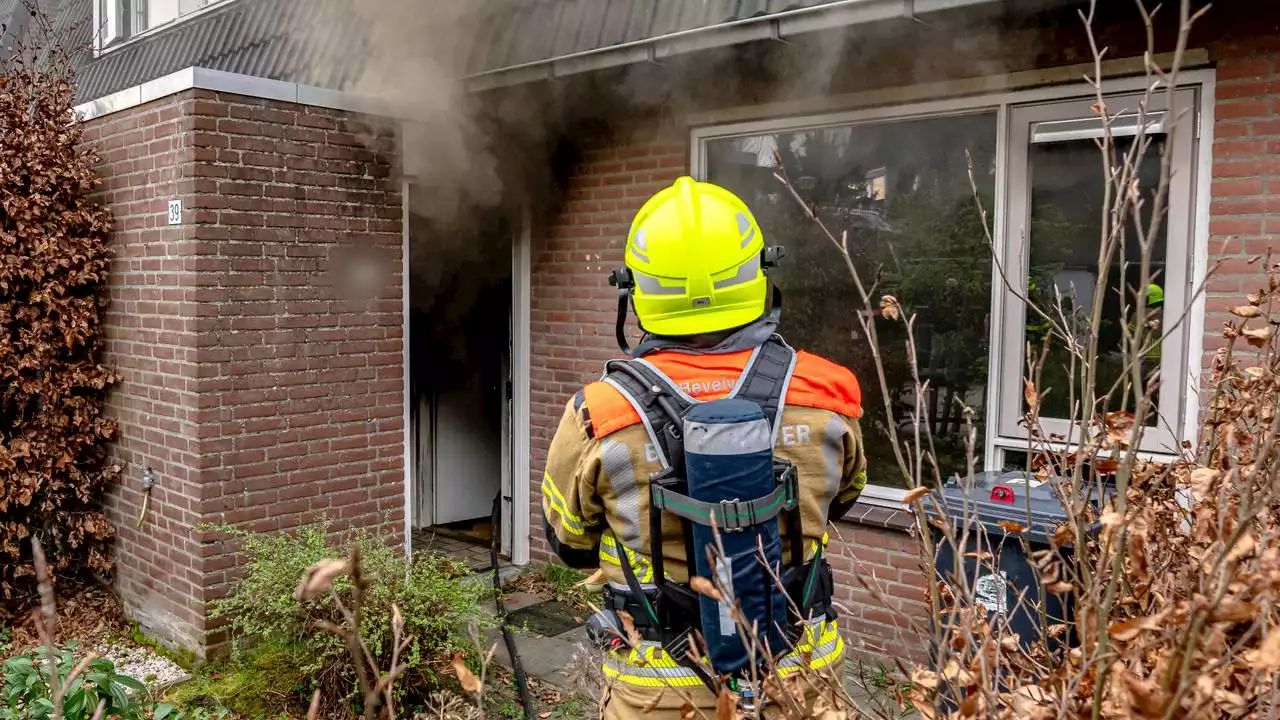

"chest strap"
[652, 462, 799, 531]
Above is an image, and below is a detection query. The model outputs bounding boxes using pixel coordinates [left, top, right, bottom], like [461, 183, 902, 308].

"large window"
[695, 82, 1205, 498]
[95, 0, 229, 50]
[704, 113, 999, 489]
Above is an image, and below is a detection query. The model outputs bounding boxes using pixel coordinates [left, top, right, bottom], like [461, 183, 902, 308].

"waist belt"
[603, 555, 837, 647]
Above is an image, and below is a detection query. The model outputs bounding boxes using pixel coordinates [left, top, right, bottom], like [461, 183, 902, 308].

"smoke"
[299, 0, 1043, 316]
[306, 1, 506, 220]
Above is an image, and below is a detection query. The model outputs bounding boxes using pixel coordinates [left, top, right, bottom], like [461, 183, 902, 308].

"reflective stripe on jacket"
[602, 618, 844, 688]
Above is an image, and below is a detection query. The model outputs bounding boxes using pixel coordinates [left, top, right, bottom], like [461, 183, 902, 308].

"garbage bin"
[926, 470, 1088, 652]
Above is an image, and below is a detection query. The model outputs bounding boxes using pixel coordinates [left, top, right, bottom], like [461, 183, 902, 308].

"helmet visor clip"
[608, 268, 634, 290]
[762, 246, 786, 269]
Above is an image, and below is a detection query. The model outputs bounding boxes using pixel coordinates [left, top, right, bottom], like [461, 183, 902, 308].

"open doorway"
[407, 190, 514, 570]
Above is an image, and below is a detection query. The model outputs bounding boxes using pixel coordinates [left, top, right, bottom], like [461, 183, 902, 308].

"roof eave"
[461, 0, 1005, 93]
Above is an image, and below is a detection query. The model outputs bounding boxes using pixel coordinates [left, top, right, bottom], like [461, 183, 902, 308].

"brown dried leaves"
[690, 576, 723, 602]
[879, 294, 902, 321]
[451, 654, 481, 694]
[616, 610, 643, 649]
[295, 559, 350, 601]
[902, 486, 930, 506]
[0, 2, 118, 595]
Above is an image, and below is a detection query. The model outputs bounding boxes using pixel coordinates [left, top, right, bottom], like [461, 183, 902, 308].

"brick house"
[5, 0, 1274, 662]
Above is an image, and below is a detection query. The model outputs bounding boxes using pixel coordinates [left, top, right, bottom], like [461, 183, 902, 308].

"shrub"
[1, 643, 146, 720]
[0, 0, 119, 595]
[210, 523, 485, 709]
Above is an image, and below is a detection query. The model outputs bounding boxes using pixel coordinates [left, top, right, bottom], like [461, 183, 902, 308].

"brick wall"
[1205, 40, 1280, 383]
[88, 90, 405, 655]
[182, 92, 404, 653]
[88, 90, 207, 652]
[828, 512, 931, 666]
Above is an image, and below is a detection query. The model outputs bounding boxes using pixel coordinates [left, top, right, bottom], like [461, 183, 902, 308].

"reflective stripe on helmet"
[712, 254, 761, 290]
[633, 271, 684, 296]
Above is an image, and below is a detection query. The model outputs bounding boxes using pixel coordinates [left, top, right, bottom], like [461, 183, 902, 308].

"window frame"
[995, 87, 1200, 456]
[93, 0, 235, 54]
[690, 70, 1214, 502]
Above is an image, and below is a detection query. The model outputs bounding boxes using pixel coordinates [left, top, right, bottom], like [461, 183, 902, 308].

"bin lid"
[925, 470, 1071, 545]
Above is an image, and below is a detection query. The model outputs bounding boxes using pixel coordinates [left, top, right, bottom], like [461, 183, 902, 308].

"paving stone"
[502, 591, 548, 612]
[485, 628, 587, 694]
[413, 529, 505, 571]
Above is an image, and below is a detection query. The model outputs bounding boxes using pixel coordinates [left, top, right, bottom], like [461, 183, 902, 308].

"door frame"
[508, 204, 533, 566]
[402, 178, 413, 551]
[401, 179, 532, 566]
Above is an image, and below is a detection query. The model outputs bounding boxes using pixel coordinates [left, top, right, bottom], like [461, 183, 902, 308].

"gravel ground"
[94, 643, 191, 694]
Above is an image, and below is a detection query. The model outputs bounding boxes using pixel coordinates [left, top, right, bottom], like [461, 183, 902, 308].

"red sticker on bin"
[989, 485, 1015, 503]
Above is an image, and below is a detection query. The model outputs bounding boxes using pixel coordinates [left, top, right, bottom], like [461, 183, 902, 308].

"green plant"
[543, 563, 585, 593]
[209, 523, 485, 711]
[546, 697, 587, 719]
[1, 643, 146, 720]
[150, 705, 231, 720]
[163, 641, 312, 718]
[543, 564, 591, 610]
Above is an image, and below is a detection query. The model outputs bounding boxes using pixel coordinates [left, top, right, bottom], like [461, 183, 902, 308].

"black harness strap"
[733, 339, 805, 566]
[601, 338, 806, 688]
[733, 337, 796, 445]
[602, 359, 686, 471]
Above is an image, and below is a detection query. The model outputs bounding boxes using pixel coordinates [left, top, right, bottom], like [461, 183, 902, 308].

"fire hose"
[491, 492, 533, 718]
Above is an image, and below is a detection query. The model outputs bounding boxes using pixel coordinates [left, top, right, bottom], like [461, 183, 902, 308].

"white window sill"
[991, 436, 1184, 464]
[856, 484, 909, 509]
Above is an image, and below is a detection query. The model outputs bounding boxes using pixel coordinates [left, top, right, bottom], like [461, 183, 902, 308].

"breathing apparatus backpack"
[592, 337, 837, 698]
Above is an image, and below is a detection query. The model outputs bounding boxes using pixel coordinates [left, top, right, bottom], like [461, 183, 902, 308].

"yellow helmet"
[620, 177, 769, 338]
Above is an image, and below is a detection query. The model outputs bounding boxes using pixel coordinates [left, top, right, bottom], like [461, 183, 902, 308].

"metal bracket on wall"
[644, 43, 663, 67]
[767, 19, 789, 44]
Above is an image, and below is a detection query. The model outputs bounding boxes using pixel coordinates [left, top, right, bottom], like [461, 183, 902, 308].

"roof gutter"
[461, 0, 1003, 92]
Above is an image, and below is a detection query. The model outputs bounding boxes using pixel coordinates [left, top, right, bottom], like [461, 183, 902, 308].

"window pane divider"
[1030, 110, 1168, 144]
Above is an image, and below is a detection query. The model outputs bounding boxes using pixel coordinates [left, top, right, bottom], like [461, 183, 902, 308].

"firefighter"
[1133, 282, 1164, 392]
[540, 177, 868, 718]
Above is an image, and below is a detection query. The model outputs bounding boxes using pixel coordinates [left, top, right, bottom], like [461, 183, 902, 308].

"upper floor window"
[95, 0, 230, 51]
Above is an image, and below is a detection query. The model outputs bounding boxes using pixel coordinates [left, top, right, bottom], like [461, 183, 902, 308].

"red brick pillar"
[90, 89, 406, 656]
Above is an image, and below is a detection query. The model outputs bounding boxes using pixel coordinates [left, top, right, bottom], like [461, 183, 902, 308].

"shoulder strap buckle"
[717, 498, 749, 533]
